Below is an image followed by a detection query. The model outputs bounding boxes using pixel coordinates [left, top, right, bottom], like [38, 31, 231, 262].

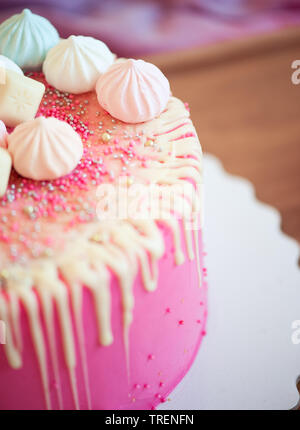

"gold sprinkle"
[91, 234, 103, 243]
[23, 206, 34, 215]
[127, 176, 134, 186]
[43, 248, 54, 258]
[0, 269, 9, 280]
[101, 132, 111, 142]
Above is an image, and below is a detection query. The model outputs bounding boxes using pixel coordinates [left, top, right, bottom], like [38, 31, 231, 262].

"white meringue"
[96, 59, 170, 123]
[0, 147, 12, 197]
[0, 55, 23, 75]
[8, 117, 83, 181]
[43, 35, 115, 94]
[0, 120, 8, 148]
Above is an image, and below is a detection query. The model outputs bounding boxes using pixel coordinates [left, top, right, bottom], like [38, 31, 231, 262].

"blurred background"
[0, 0, 299, 245]
[1, 1, 300, 56]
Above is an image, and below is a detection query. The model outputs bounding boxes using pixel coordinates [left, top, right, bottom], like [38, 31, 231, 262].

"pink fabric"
[0, 1, 300, 56]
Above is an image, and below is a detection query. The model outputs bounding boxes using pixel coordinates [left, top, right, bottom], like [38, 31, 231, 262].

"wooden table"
[145, 26, 300, 245]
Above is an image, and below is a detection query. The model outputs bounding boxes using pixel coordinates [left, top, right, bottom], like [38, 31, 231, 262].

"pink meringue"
[8, 117, 83, 181]
[0, 120, 8, 148]
[96, 59, 170, 123]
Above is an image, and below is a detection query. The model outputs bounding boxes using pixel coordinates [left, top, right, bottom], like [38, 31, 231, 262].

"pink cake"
[0, 11, 207, 411]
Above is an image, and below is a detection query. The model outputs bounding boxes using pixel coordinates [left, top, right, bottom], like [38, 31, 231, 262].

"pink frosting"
[96, 59, 170, 123]
[8, 117, 83, 181]
[0, 226, 207, 410]
[0, 120, 8, 149]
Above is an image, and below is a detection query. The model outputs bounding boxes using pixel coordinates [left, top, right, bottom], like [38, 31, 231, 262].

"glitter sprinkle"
[101, 132, 111, 142]
[0, 72, 172, 264]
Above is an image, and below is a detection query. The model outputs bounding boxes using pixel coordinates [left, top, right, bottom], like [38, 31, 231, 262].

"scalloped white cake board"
[159, 154, 300, 410]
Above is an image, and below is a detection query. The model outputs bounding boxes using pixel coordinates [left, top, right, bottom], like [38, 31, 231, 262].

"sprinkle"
[101, 132, 111, 142]
[127, 176, 134, 186]
[0, 269, 9, 280]
[23, 206, 34, 216]
[0, 72, 177, 264]
[91, 234, 103, 243]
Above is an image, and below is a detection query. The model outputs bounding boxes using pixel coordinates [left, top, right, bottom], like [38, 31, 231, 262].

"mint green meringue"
[0, 9, 59, 71]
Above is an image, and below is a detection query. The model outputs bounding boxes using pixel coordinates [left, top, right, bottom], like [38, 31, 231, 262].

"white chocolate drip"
[0, 96, 204, 409]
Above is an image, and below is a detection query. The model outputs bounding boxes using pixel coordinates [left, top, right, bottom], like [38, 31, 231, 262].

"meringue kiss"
[8, 117, 83, 181]
[0, 9, 59, 71]
[43, 35, 115, 94]
[0, 120, 8, 149]
[96, 59, 170, 123]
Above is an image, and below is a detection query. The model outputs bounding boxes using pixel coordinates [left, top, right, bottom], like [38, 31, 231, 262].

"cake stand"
[159, 154, 300, 410]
